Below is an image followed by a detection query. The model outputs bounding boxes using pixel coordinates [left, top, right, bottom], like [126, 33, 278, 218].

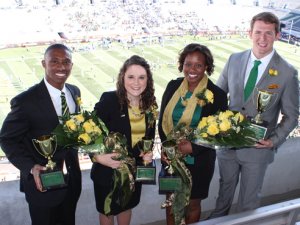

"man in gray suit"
[210, 12, 299, 217]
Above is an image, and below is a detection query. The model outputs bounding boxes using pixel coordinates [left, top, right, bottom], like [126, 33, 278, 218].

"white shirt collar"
[44, 77, 75, 117]
[44, 77, 66, 96]
[250, 49, 275, 65]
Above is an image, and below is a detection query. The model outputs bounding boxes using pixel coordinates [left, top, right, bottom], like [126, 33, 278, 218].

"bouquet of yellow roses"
[193, 110, 257, 149]
[52, 110, 136, 216]
[52, 110, 109, 153]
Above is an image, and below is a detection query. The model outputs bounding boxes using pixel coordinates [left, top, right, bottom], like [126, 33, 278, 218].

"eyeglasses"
[183, 63, 203, 70]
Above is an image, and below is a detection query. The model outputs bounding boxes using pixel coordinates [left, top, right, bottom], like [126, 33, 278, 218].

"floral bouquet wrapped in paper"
[193, 110, 257, 149]
[53, 110, 108, 153]
[52, 110, 135, 215]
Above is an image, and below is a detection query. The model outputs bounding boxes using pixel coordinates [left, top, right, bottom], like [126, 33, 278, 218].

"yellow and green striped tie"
[61, 92, 70, 118]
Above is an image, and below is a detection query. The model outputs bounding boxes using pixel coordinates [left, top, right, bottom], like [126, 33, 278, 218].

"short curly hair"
[178, 43, 214, 76]
[116, 55, 157, 112]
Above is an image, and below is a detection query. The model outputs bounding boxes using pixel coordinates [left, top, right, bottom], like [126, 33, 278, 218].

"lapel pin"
[268, 84, 279, 89]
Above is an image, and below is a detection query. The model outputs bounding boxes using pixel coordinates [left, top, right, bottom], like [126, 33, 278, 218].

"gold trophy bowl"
[136, 137, 156, 184]
[253, 90, 273, 125]
[141, 137, 153, 166]
[159, 139, 182, 193]
[161, 139, 177, 175]
[32, 135, 66, 190]
[32, 135, 57, 170]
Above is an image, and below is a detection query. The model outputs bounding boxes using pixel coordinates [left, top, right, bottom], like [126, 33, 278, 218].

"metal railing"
[200, 198, 300, 225]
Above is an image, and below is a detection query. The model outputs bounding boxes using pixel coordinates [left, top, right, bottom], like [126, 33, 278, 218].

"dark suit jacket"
[158, 77, 228, 164]
[91, 91, 156, 184]
[0, 80, 82, 207]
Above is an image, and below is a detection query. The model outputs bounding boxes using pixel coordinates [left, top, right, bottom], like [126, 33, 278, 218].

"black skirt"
[186, 149, 216, 199]
[91, 163, 142, 215]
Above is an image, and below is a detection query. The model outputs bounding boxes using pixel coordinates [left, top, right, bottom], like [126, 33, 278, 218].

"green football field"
[0, 35, 300, 156]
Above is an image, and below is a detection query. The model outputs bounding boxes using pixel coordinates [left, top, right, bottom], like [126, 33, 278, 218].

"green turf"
[0, 35, 299, 143]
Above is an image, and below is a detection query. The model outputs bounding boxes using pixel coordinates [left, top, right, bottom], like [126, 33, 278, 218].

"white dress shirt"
[44, 78, 76, 117]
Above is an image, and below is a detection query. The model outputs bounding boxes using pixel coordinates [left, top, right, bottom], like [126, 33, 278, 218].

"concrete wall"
[1, 137, 300, 225]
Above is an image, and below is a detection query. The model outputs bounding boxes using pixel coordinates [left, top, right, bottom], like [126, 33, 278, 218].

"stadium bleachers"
[0, 0, 299, 47]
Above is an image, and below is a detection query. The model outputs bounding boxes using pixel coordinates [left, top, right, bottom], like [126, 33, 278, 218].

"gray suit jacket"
[217, 50, 299, 163]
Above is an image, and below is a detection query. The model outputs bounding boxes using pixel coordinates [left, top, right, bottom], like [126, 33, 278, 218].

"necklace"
[129, 106, 144, 118]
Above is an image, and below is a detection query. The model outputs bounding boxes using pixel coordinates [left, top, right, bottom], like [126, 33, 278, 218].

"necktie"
[244, 60, 261, 101]
[61, 92, 70, 118]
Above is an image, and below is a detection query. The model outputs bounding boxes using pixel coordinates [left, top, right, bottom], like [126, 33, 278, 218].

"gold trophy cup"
[32, 135, 66, 190]
[136, 137, 156, 184]
[159, 140, 182, 192]
[253, 90, 273, 124]
[162, 140, 177, 175]
[249, 90, 275, 140]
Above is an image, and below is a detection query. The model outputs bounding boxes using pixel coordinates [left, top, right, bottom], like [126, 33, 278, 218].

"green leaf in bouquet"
[52, 124, 75, 147]
[80, 136, 106, 154]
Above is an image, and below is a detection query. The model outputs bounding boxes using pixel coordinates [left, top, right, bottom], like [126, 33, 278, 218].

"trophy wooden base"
[40, 170, 67, 190]
[136, 160, 156, 184]
[158, 175, 182, 193]
[248, 122, 268, 140]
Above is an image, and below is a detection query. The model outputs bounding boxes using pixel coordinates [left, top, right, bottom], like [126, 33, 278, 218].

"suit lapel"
[144, 112, 154, 138]
[66, 84, 80, 113]
[256, 51, 279, 89]
[121, 105, 133, 148]
[36, 81, 59, 125]
[241, 51, 252, 103]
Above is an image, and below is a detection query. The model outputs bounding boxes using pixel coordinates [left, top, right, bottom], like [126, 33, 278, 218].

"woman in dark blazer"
[158, 43, 228, 224]
[91, 55, 157, 225]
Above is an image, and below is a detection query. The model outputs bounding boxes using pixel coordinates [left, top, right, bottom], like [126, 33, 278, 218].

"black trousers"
[28, 191, 78, 225]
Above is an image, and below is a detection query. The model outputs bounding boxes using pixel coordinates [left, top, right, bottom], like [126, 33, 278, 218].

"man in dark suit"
[0, 43, 82, 225]
[210, 12, 299, 218]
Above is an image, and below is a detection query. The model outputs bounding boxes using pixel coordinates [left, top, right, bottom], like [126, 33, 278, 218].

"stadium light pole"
[288, 19, 294, 44]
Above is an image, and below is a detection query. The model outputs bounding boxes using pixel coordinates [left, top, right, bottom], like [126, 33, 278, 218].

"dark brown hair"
[116, 55, 157, 112]
[250, 12, 280, 34]
[178, 43, 214, 75]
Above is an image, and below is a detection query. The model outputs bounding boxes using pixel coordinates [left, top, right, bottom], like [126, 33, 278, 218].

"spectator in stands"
[91, 55, 157, 225]
[158, 43, 228, 224]
[0, 43, 82, 225]
[209, 12, 299, 218]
